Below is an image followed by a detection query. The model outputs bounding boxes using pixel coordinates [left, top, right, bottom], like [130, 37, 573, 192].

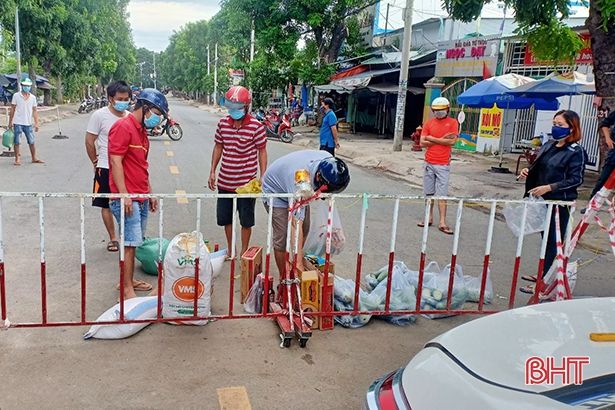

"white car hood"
[430, 297, 615, 393]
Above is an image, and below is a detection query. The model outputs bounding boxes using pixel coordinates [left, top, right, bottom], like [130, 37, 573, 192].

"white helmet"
[431, 97, 450, 110]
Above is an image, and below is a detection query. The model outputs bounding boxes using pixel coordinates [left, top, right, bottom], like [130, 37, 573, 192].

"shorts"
[92, 168, 111, 208]
[217, 189, 256, 228]
[13, 124, 35, 145]
[109, 199, 149, 247]
[265, 204, 310, 252]
[423, 163, 450, 197]
[320, 145, 335, 156]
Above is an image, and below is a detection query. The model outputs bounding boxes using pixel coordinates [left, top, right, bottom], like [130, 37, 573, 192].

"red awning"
[330, 65, 368, 81]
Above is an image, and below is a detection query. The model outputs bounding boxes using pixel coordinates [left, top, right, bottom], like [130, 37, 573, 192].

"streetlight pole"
[152, 52, 157, 90]
[214, 42, 218, 106]
[15, 6, 22, 89]
[392, 0, 415, 152]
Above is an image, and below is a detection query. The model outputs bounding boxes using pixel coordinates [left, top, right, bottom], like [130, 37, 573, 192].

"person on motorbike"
[209, 86, 268, 259]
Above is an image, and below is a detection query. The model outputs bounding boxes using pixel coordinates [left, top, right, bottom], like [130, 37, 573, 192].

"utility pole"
[383, 3, 390, 48]
[392, 0, 415, 152]
[250, 20, 255, 63]
[152, 52, 157, 89]
[207, 44, 211, 76]
[214, 42, 218, 105]
[15, 7, 22, 89]
[249, 19, 255, 107]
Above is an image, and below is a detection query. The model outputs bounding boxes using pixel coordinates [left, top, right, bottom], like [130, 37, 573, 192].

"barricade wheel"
[299, 338, 309, 348]
[283, 337, 292, 348]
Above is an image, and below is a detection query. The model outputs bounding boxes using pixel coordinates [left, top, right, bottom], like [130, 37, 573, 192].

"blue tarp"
[457, 75, 559, 110]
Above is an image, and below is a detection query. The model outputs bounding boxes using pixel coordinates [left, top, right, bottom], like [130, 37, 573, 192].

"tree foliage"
[159, 0, 373, 102]
[0, 0, 136, 101]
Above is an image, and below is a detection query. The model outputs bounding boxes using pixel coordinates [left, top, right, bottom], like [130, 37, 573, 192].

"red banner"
[524, 33, 592, 65]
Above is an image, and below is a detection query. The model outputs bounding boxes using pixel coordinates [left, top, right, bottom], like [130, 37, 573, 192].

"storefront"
[427, 35, 502, 152]
[501, 30, 600, 170]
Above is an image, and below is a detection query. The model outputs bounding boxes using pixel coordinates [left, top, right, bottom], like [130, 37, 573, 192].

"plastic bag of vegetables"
[365, 261, 415, 291]
[369, 271, 417, 326]
[420, 286, 469, 319]
[463, 269, 493, 304]
[303, 200, 346, 257]
[412, 262, 467, 319]
[333, 276, 372, 328]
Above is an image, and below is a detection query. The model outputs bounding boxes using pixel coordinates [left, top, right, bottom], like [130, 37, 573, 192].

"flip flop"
[519, 284, 536, 294]
[32, 159, 45, 164]
[14, 161, 21, 166]
[521, 274, 537, 283]
[438, 225, 454, 235]
[107, 240, 119, 252]
[417, 222, 433, 228]
[115, 280, 153, 292]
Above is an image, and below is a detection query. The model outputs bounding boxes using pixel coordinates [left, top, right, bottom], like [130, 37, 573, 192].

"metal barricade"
[1, 186, 611, 346]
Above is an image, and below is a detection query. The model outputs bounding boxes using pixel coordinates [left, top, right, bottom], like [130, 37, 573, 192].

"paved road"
[0, 98, 612, 409]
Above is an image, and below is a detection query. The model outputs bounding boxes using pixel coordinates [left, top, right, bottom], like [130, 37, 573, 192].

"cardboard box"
[318, 271, 335, 330]
[240, 246, 262, 303]
[303, 257, 335, 275]
[300, 270, 320, 327]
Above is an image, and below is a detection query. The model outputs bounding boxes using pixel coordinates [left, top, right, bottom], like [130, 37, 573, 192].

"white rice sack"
[163, 232, 213, 325]
[210, 248, 227, 279]
[83, 296, 158, 340]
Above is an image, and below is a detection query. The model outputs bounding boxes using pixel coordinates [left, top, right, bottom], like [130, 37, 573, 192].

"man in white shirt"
[8, 78, 43, 166]
[85, 81, 132, 254]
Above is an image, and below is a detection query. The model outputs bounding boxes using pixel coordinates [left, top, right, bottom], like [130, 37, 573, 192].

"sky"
[128, 0, 221, 52]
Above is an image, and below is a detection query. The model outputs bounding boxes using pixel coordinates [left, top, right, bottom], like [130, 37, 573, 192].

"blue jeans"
[13, 124, 35, 145]
[110, 200, 149, 247]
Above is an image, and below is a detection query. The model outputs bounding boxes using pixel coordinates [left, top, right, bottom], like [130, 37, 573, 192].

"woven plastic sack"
[136, 237, 170, 276]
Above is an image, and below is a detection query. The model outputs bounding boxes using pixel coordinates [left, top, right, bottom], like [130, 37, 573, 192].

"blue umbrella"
[507, 72, 595, 99]
[457, 74, 559, 110]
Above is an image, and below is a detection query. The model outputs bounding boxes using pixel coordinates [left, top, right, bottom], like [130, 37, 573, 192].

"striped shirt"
[215, 114, 267, 191]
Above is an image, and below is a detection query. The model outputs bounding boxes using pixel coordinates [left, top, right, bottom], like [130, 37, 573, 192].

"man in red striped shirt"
[209, 86, 268, 257]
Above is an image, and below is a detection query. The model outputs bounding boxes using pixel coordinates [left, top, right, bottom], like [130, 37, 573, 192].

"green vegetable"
[432, 289, 443, 302]
[377, 269, 389, 283]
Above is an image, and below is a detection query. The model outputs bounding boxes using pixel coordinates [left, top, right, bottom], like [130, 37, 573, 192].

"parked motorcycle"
[256, 109, 294, 143]
[78, 97, 95, 114]
[147, 115, 183, 141]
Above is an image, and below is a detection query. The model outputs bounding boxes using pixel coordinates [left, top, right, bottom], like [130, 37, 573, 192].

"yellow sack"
[236, 178, 262, 194]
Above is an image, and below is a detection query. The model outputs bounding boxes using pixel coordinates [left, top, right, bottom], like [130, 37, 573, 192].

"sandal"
[438, 225, 454, 235]
[107, 240, 119, 252]
[521, 274, 537, 283]
[417, 222, 433, 228]
[519, 284, 535, 294]
[115, 280, 153, 292]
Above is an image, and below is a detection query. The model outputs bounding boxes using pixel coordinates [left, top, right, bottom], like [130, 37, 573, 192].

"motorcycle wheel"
[78, 106, 84, 114]
[280, 130, 294, 143]
[167, 124, 183, 141]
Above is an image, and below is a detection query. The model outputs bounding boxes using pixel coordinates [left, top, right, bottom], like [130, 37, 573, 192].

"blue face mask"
[22, 86, 31, 93]
[551, 125, 571, 140]
[229, 108, 246, 120]
[113, 101, 130, 112]
[144, 111, 162, 129]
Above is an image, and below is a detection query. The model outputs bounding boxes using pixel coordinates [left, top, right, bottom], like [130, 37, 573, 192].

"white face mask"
[433, 110, 448, 119]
